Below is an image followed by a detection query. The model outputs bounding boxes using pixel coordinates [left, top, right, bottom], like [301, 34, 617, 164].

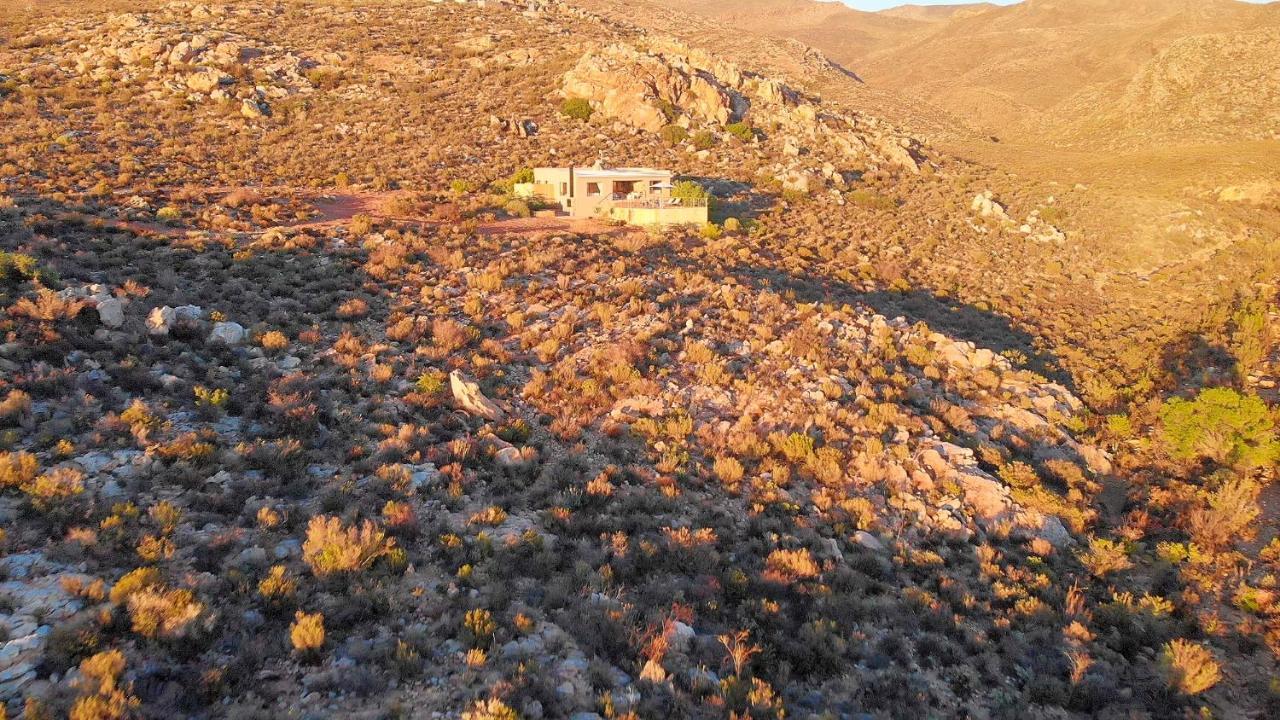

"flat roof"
[539, 167, 673, 179]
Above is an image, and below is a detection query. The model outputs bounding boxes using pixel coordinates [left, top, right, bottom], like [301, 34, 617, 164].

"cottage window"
[587, 182, 602, 195]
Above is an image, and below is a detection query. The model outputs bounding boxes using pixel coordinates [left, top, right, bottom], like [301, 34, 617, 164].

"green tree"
[1159, 387, 1279, 467]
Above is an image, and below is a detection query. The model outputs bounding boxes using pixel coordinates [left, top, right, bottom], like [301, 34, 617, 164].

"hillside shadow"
[656, 249, 1073, 390]
[1157, 329, 1237, 394]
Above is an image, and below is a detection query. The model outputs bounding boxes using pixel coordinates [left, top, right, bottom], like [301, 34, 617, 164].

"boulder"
[450, 370, 501, 420]
[186, 68, 229, 93]
[168, 41, 199, 65]
[853, 530, 885, 552]
[96, 297, 124, 328]
[495, 446, 524, 467]
[971, 191, 1010, 222]
[779, 170, 815, 193]
[209, 321, 246, 345]
[147, 305, 202, 335]
[146, 305, 176, 335]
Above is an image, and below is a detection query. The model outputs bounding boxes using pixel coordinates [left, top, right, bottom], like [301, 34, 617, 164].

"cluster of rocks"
[0, 554, 94, 702]
[14, 3, 330, 119]
[53, 287, 262, 353]
[970, 191, 1067, 243]
[560, 41, 924, 184]
[488, 115, 539, 138]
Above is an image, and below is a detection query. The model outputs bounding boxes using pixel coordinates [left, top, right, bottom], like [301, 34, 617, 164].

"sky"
[839, 0, 1274, 10]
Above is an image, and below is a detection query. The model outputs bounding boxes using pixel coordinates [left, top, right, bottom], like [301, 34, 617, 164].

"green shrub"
[723, 217, 742, 233]
[504, 199, 531, 218]
[671, 180, 710, 204]
[511, 167, 535, 184]
[559, 97, 593, 121]
[1105, 414, 1133, 438]
[415, 371, 445, 395]
[692, 130, 717, 150]
[725, 122, 755, 142]
[1159, 387, 1279, 467]
[0, 251, 40, 290]
[450, 179, 475, 195]
[699, 222, 722, 240]
[847, 189, 897, 210]
[658, 124, 688, 146]
[654, 99, 678, 123]
[1230, 299, 1270, 379]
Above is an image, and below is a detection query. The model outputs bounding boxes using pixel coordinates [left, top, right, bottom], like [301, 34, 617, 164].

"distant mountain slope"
[643, 0, 926, 69]
[647, 0, 1280, 146]
[1094, 26, 1280, 143]
[879, 3, 999, 22]
[859, 0, 1280, 141]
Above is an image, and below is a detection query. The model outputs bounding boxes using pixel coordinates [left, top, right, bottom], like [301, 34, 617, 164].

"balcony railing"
[606, 196, 708, 209]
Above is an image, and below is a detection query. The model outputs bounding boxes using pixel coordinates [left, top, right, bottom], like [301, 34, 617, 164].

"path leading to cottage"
[98, 188, 625, 239]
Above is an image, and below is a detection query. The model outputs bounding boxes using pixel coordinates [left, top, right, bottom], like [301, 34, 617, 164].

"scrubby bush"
[0, 451, 38, 488]
[725, 122, 755, 141]
[1160, 387, 1278, 467]
[259, 330, 289, 353]
[127, 587, 204, 639]
[503, 199, 531, 218]
[763, 548, 820, 583]
[303, 516, 394, 577]
[1078, 538, 1132, 577]
[654, 98, 678, 123]
[462, 698, 518, 720]
[847, 189, 898, 210]
[671, 180, 710, 204]
[1188, 475, 1260, 549]
[290, 611, 325, 656]
[1157, 639, 1221, 695]
[0, 250, 42, 290]
[692, 129, 717, 150]
[659, 124, 688, 145]
[415, 370, 446, 394]
[559, 97, 593, 121]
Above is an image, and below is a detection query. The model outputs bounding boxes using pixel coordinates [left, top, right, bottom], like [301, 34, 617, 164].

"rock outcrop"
[562, 42, 923, 181]
[563, 43, 736, 131]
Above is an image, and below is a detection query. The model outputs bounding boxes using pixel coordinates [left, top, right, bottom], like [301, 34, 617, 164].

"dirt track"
[99, 188, 623, 239]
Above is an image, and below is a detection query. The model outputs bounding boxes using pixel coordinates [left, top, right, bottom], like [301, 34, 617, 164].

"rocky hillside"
[2, 1, 1280, 719]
